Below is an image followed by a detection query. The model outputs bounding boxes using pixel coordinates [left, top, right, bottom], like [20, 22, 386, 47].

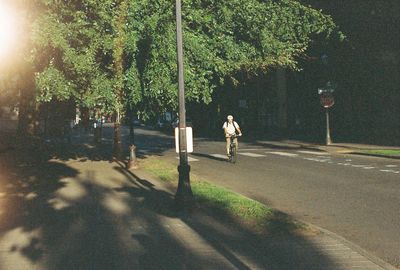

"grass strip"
[360, 150, 400, 156]
[140, 156, 307, 235]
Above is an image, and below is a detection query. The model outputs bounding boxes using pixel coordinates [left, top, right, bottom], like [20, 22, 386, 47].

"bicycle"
[228, 134, 240, 163]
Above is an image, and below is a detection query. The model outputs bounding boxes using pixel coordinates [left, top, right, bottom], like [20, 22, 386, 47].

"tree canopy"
[28, 0, 340, 119]
[129, 0, 339, 117]
[32, 1, 116, 112]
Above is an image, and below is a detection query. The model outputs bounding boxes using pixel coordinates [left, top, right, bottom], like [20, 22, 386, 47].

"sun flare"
[0, 3, 19, 58]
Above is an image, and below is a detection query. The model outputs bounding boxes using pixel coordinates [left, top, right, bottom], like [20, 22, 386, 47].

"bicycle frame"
[228, 134, 238, 163]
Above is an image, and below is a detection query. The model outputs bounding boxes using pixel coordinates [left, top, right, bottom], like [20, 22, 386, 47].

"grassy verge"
[359, 149, 400, 157]
[140, 156, 308, 235]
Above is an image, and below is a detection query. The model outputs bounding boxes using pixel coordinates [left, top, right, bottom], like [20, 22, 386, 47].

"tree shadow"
[38, 125, 175, 163]
[248, 140, 328, 153]
[0, 150, 173, 269]
[112, 168, 341, 270]
[191, 152, 228, 162]
[0, 129, 341, 270]
[1, 147, 248, 269]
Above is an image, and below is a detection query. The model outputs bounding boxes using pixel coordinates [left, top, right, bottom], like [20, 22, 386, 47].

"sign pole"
[318, 83, 335, 146]
[326, 108, 332, 145]
[175, 0, 193, 208]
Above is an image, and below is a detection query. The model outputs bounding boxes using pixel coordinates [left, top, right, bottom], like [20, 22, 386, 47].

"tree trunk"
[17, 65, 38, 143]
[80, 107, 90, 132]
[112, 111, 123, 160]
[276, 67, 288, 132]
[112, 0, 128, 161]
[127, 109, 138, 169]
[129, 109, 135, 145]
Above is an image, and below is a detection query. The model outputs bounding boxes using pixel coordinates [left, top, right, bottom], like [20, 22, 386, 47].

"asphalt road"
[126, 126, 400, 268]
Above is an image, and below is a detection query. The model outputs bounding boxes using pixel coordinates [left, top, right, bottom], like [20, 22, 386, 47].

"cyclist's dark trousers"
[226, 136, 238, 156]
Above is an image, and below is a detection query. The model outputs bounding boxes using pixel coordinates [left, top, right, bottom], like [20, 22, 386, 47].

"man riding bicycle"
[223, 115, 242, 157]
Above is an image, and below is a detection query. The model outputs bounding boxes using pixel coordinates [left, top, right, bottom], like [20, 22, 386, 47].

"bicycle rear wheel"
[231, 144, 237, 163]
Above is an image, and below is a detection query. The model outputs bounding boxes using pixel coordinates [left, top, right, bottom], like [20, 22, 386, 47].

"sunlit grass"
[139, 156, 307, 234]
[360, 150, 400, 156]
[140, 157, 177, 182]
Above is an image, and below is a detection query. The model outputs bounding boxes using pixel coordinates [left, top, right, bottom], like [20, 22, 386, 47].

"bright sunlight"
[0, 2, 19, 59]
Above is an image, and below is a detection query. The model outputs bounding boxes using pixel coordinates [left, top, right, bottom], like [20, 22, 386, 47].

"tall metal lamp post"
[175, 0, 193, 207]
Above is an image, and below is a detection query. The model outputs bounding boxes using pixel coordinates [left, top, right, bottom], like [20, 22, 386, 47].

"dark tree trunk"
[127, 110, 138, 169]
[113, 121, 122, 160]
[80, 107, 90, 132]
[129, 109, 135, 145]
[17, 65, 38, 141]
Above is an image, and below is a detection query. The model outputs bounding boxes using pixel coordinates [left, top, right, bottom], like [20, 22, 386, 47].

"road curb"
[297, 220, 399, 270]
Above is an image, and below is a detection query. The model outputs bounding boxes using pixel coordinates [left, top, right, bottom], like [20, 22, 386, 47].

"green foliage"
[31, 0, 116, 113]
[35, 62, 74, 102]
[127, 0, 339, 117]
[30, 0, 339, 117]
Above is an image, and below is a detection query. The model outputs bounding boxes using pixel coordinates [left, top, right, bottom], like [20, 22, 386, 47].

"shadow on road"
[249, 141, 326, 152]
[191, 152, 227, 162]
[10, 125, 174, 163]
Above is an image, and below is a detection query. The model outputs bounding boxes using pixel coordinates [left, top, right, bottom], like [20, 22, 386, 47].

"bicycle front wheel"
[231, 145, 237, 163]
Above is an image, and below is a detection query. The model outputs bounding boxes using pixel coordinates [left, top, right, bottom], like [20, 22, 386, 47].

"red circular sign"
[320, 94, 335, 108]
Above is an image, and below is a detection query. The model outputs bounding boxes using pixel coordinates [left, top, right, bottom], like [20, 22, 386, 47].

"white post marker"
[175, 127, 193, 153]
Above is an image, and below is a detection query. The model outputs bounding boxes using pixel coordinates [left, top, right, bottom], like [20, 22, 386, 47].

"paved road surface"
[127, 126, 400, 268]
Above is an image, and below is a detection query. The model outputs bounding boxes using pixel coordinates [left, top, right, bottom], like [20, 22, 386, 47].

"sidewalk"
[0, 148, 397, 270]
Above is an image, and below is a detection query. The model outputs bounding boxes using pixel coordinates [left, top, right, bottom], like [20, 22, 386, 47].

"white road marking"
[303, 158, 328, 162]
[238, 152, 266, 157]
[301, 155, 393, 174]
[380, 169, 399, 174]
[298, 150, 329, 155]
[210, 154, 228, 159]
[239, 148, 266, 151]
[267, 152, 298, 157]
[176, 156, 199, 162]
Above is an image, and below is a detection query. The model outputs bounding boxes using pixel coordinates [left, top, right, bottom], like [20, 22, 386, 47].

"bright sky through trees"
[0, 2, 19, 59]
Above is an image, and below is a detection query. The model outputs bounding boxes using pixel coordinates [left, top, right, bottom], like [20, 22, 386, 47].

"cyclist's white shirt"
[223, 121, 239, 135]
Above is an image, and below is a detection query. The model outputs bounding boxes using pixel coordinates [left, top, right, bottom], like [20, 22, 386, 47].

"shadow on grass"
[114, 168, 339, 270]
